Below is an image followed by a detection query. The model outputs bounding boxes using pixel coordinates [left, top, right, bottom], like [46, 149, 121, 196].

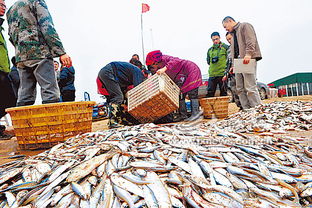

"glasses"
[0, 3, 6, 8]
[212, 38, 220, 41]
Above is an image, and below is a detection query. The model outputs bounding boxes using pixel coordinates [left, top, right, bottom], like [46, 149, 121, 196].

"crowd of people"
[0, 0, 263, 132]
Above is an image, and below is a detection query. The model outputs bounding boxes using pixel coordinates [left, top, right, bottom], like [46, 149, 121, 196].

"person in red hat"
[146, 50, 202, 121]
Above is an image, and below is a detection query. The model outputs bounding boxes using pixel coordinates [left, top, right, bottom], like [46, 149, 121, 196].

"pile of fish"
[209, 101, 312, 133]
[0, 101, 311, 207]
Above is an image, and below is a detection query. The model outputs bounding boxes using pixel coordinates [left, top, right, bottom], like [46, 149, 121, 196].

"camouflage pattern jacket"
[7, 0, 66, 63]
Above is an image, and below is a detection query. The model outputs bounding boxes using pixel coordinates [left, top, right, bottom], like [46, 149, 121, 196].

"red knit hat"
[146, 50, 162, 66]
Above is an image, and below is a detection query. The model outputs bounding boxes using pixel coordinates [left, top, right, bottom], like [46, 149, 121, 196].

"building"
[269, 72, 312, 96]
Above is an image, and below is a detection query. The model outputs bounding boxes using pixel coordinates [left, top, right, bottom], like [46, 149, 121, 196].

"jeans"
[17, 59, 60, 106]
[207, 76, 227, 97]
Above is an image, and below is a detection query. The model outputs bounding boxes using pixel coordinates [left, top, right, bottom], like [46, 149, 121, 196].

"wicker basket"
[128, 73, 180, 123]
[200, 96, 229, 119]
[6, 101, 96, 150]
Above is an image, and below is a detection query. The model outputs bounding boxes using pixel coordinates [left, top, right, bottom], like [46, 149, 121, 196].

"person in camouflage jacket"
[7, 0, 72, 106]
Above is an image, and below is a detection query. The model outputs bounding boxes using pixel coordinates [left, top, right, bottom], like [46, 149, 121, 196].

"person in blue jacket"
[98, 61, 145, 129]
[58, 65, 75, 102]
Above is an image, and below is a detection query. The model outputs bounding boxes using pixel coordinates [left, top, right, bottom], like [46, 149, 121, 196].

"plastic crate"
[5, 101, 96, 150]
[128, 73, 180, 123]
[200, 96, 229, 119]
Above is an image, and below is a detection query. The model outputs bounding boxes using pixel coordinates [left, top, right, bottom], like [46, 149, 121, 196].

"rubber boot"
[108, 103, 124, 129]
[174, 100, 188, 122]
[185, 99, 202, 121]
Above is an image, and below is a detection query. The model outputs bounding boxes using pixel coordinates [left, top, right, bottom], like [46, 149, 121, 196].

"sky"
[3, 0, 312, 103]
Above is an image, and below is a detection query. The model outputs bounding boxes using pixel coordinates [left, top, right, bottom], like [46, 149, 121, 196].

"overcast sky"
[3, 0, 312, 103]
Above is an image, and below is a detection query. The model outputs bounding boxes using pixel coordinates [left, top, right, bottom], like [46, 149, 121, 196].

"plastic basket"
[128, 73, 180, 123]
[200, 96, 229, 119]
[5, 101, 96, 150]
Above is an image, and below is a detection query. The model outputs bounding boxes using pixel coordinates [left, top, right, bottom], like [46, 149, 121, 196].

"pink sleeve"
[163, 56, 180, 71]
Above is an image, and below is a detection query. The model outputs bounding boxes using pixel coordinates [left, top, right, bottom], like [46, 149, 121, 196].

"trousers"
[17, 59, 60, 106]
[235, 72, 261, 109]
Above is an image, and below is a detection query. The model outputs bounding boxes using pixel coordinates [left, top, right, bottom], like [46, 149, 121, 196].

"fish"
[67, 150, 115, 182]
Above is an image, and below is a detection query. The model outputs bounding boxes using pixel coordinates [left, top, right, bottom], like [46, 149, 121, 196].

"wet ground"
[0, 95, 311, 166]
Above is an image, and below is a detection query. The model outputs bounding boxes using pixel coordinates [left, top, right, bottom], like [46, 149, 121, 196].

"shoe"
[108, 123, 124, 129]
[173, 115, 188, 122]
[0, 132, 13, 140]
[0, 125, 5, 132]
[185, 110, 203, 122]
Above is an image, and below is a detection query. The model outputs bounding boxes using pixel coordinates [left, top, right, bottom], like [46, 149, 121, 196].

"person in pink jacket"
[146, 50, 202, 121]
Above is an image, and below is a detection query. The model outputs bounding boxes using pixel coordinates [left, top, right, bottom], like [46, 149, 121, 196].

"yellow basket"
[6, 101, 96, 150]
[200, 96, 229, 119]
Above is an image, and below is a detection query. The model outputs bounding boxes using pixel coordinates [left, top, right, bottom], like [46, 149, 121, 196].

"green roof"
[269, 72, 312, 87]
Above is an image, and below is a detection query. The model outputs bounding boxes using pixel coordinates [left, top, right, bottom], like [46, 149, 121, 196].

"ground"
[0, 95, 311, 166]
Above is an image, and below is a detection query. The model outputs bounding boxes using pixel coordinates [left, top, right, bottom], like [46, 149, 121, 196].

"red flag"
[142, 3, 150, 13]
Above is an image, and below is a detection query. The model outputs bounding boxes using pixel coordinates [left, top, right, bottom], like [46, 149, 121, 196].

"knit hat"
[146, 50, 162, 66]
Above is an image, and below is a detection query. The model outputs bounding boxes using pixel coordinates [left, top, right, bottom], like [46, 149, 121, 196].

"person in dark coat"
[58, 65, 75, 102]
[97, 62, 144, 129]
[8, 56, 20, 99]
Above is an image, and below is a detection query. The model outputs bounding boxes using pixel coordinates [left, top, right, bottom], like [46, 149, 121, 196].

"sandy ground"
[0, 95, 311, 165]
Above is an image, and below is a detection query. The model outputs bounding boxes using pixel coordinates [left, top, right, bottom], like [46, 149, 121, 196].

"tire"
[227, 89, 234, 103]
[259, 88, 267, 100]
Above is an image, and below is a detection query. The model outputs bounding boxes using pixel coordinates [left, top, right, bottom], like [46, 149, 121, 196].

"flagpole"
[141, 13, 145, 64]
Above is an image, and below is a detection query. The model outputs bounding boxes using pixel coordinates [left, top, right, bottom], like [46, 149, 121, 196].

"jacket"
[162, 55, 202, 94]
[7, 0, 66, 63]
[231, 22, 262, 61]
[207, 42, 228, 77]
[0, 19, 10, 73]
[8, 66, 20, 97]
[58, 66, 75, 92]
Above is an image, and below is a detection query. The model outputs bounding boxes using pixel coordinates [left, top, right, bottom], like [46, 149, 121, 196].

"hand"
[229, 67, 234, 74]
[156, 67, 167, 75]
[243, 55, 251, 64]
[60, 54, 72, 67]
[222, 75, 227, 82]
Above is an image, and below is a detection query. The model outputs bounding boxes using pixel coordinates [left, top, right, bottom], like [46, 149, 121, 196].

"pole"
[141, 13, 145, 64]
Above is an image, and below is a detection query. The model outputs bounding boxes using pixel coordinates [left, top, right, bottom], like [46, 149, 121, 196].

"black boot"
[108, 104, 124, 129]
[174, 100, 188, 122]
[185, 99, 202, 121]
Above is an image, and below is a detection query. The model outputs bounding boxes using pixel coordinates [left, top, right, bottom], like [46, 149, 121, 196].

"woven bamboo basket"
[200, 96, 229, 119]
[128, 73, 180, 123]
[6, 101, 96, 150]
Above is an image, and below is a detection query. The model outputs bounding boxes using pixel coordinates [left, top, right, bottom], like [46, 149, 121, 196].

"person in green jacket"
[206, 32, 229, 97]
[0, 0, 16, 139]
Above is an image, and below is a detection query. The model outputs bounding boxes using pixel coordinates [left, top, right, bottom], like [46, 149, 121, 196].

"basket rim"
[5, 101, 96, 113]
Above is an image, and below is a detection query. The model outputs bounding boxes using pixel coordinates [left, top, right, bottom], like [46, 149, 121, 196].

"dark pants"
[228, 75, 242, 109]
[98, 64, 124, 104]
[207, 76, 227, 97]
[61, 90, 76, 102]
[179, 87, 199, 118]
[0, 71, 16, 119]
